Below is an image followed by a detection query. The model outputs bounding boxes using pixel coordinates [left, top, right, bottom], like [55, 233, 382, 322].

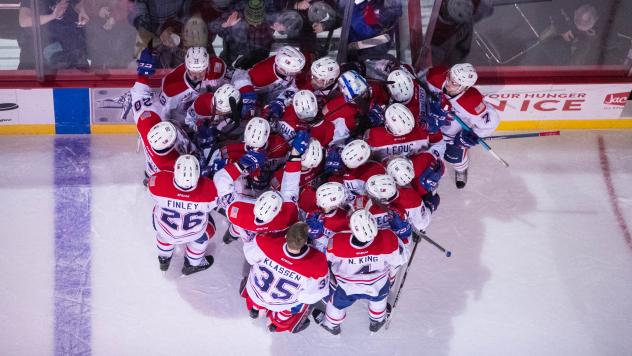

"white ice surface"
[0, 131, 631, 356]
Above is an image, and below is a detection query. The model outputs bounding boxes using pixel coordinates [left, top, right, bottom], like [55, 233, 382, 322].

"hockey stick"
[452, 114, 510, 168]
[482, 130, 560, 141]
[384, 232, 421, 330]
[419, 230, 452, 257]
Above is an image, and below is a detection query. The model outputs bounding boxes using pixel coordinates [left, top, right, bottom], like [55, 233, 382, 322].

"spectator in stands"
[208, 0, 274, 69]
[127, 0, 190, 67]
[346, 0, 403, 61]
[84, 0, 136, 69]
[18, 0, 90, 70]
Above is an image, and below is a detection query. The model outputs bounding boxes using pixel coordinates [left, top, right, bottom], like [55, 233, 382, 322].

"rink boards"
[0, 83, 630, 135]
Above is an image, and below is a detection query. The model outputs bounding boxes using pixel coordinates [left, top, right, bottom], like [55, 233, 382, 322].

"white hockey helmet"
[185, 47, 209, 72]
[387, 69, 415, 103]
[385, 103, 415, 136]
[244, 117, 270, 149]
[445, 0, 474, 24]
[274, 46, 306, 76]
[447, 63, 477, 93]
[182, 16, 209, 48]
[254, 191, 283, 224]
[311, 56, 340, 89]
[341, 139, 371, 169]
[386, 157, 415, 186]
[316, 182, 346, 212]
[147, 121, 177, 155]
[337, 70, 369, 102]
[366, 174, 398, 201]
[213, 84, 240, 115]
[301, 139, 323, 170]
[293, 90, 319, 121]
[349, 209, 378, 243]
[173, 155, 200, 192]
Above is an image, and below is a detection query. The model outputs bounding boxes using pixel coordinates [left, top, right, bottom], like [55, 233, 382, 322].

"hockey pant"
[323, 282, 390, 328]
[155, 222, 215, 266]
[444, 141, 469, 172]
[240, 286, 310, 333]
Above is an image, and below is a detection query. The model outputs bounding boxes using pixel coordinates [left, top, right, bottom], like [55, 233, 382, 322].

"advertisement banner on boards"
[479, 84, 631, 120]
[90, 87, 160, 124]
[0, 89, 54, 125]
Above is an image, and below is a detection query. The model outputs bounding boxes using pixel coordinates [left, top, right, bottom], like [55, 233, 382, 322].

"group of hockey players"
[130, 43, 499, 335]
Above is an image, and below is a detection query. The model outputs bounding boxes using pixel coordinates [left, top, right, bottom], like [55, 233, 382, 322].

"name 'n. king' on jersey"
[327, 230, 407, 297]
[244, 234, 329, 312]
[148, 171, 218, 244]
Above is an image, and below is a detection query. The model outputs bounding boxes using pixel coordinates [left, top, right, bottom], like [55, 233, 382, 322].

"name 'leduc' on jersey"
[244, 234, 329, 312]
[148, 171, 218, 243]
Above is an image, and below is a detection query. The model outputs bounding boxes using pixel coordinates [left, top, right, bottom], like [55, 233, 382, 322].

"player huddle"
[129, 44, 499, 334]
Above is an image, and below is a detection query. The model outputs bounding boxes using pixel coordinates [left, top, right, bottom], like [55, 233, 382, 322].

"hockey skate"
[312, 309, 341, 335]
[249, 308, 260, 319]
[222, 229, 238, 245]
[158, 256, 172, 271]
[455, 169, 468, 189]
[369, 304, 392, 332]
[181, 255, 214, 275]
[291, 318, 311, 333]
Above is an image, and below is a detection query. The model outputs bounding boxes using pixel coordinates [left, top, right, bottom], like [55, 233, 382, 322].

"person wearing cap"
[208, 0, 274, 68]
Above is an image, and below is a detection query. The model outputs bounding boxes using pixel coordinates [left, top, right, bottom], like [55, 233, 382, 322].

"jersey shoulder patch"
[457, 87, 486, 115]
[161, 64, 188, 97]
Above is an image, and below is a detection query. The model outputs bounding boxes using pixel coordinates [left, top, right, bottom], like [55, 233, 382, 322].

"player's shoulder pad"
[305, 247, 329, 276]
[194, 92, 214, 116]
[426, 65, 449, 88]
[457, 87, 487, 115]
[396, 187, 423, 206]
[374, 229, 400, 254]
[148, 170, 174, 192]
[248, 56, 277, 87]
[161, 64, 188, 97]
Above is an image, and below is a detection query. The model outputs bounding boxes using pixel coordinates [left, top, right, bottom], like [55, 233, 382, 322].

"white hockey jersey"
[244, 234, 329, 312]
[327, 229, 407, 297]
[148, 171, 218, 244]
[423, 65, 500, 141]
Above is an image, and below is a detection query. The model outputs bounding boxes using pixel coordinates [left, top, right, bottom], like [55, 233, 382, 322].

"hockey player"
[364, 174, 431, 243]
[270, 138, 325, 213]
[133, 49, 192, 183]
[322, 70, 368, 135]
[364, 103, 431, 162]
[315, 209, 407, 334]
[324, 139, 386, 201]
[275, 89, 349, 147]
[241, 222, 329, 333]
[422, 63, 500, 188]
[296, 56, 341, 101]
[159, 47, 257, 125]
[304, 182, 351, 253]
[214, 132, 311, 244]
[386, 154, 443, 214]
[147, 155, 218, 275]
[245, 46, 307, 105]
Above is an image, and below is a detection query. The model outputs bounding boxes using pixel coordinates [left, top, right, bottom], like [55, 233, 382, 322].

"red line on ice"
[598, 136, 632, 250]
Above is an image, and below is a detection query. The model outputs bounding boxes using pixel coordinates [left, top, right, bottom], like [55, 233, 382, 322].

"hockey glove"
[239, 150, 267, 173]
[425, 97, 450, 133]
[211, 158, 227, 173]
[291, 130, 311, 155]
[241, 92, 257, 119]
[306, 213, 325, 241]
[137, 47, 157, 76]
[422, 192, 440, 213]
[455, 129, 479, 148]
[418, 160, 443, 193]
[263, 99, 285, 120]
[324, 148, 343, 174]
[388, 211, 412, 241]
[367, 103, 385, 128]
[197, 124, 217, 149]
